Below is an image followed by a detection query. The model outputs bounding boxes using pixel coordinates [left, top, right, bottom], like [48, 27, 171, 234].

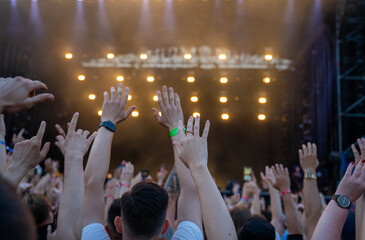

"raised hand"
[55, 113, 96, 158]
[351, 138, 365, 165]
[242, 181, 259, 199]
[152, 86, 184, 131]
[260, 165, 276, 186]
[268, 164, 290, 192]
[101, 83, 136, 125]
[55, 122, 70, 139]
[173, 116, 210, 168]
[157, 166, 168, 186]
[12, 128, 26, 145]
[120, 162, 134, 186]
[0, 77, 54, 114]
[299, 142, 319, 173]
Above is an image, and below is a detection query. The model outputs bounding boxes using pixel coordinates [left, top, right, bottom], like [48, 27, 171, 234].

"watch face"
[338, 195, 351, 208]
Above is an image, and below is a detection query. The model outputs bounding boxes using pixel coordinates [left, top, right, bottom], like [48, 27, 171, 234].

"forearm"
[117, 185, 130, 198]
[303, 179, 322, 239]
[312, 201, 348, 240]
[250, 192, 261, 215]
[2, 162, 27, 187]
[104, 197, 114, 225]
[356, 194, 365, 239]
[0, 136, 6, 175]
[58, 154, 84, 240]
[167, 199, 177, 231]
[190, 165, 237, 240]
[282, 194, 303, 235]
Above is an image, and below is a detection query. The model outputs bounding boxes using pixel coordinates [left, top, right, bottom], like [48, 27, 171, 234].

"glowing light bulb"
[78, 75, 85, 81]
[187, 76, 195, 83]
[190, 96, 198, 102]
[65, 53, 73, 59]
[98, 110, 102, 116]
[221, 113, 229, 120]
[258, 98, 267, 104]
[220, 77, 228, 84]
[184, 53, 192, 60]
[88, 94, 96, 100]
[264, 54, 273, 61]
[153, 95, 158, 101]
[218, 54, 227, 60]
[263, 77, 271, 83]
[131, 111, 139, 117]
[116, 76, 124, 82]
[219, 96, 227, 103]
[147, 76, 155, 82]
[140, 53, 148, 60]
[193, 112, 200, 118]
[258, 114, 266, 120]
[107, 53, 115, 59]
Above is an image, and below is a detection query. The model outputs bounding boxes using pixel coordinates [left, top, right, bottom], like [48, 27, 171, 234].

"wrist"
[303, 168, 316, 174]
[64, 152, 83, 161]
[188, 162, 207, 171]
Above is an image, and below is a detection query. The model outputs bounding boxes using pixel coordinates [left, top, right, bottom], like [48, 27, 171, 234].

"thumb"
[152, 108, 162, 122]
[24, 94, 55, 109]
[40, 142, 51, 159]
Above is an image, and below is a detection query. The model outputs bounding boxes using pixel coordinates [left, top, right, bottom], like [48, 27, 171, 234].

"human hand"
[242, 181, 259, 198]
[157, 166, 168, 186]
[173, 116, 210, 168]
[120, 162, 134, 185]
[0, 115, 5, 139]
[351, 138, 365, 165]
[55, 123, 70, 139]
[335, 160, 365, 202]
[105, 178, 117, 197]
[152, 86, 184, 131]
[55, 112, 97, 158]
[299, 142, 319, 173]
[0, 77, 54, 114]
[101, 83, 136, 125]
[268, 164, 290, 192]
[12, 128, 26, 145]
[260, 166, 276, 186]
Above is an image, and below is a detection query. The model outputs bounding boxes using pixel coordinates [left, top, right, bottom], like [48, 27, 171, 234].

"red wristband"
[241, 196, 249, 203]
[104, 194, 113, 198]
[281, 189, 291, 195]
[121, 183, 130, 188]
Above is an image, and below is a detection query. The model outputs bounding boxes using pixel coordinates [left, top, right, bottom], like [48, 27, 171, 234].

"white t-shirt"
[81, 221, 203, 240]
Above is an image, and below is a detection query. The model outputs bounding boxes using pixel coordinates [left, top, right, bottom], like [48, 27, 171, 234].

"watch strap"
[332, 194, 351, 209]
[304, 172, 317, 180]
[99, 121, 116, 132]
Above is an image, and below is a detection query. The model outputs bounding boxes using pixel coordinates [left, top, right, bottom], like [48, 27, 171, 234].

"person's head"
[106, 199, 123, 239]
[237, 216, 275, 240]
[0, 179, 36, 240]
[24, 193, 53, 227]
[229, 206, 251, 232]
[114, 182, 169, 239]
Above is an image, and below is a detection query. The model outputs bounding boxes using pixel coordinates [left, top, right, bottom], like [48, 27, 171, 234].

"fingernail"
[351, 162, 355, 165]
[362, 159, 365, 163]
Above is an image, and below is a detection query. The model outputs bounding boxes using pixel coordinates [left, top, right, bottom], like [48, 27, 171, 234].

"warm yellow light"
[220, 77, 228, 84]
[219, 96, 228, 103]
[140, 53, 148, 60]
[98, 110, 102, 116]
[107, 53, 115, 59]
[265, 54, 273, 61]
[153, 95, 158, 101]
[221, 113, 229, 120]
[78, 75, 85, 81]
[263, 77, 271, 83]
[147, 76, 155, 82]
[158, 112, 162, 116]
[88, 94, 96, 100]
[131, 111, 139, 117]
[128, 95, 132, 101]
[187, 76, 195, 83]
[191, 96, 198, 102]
[65, 53, 73, 59]
[184, 53, 192, 60]
[218, 54, 227, 60]
[116, 76, 124, 82]
[258, 97, 267, 104]
[107, 173, 112, 179]
[193, 112, 200, 118]
[258, 114, 266, 120]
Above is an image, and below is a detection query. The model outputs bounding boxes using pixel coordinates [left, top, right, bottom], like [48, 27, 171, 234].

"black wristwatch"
[332, 194, 351, 209]
[99, 121, 116, 132]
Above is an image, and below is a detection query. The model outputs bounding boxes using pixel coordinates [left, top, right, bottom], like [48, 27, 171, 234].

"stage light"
[147, 76, 155, 82]
[88, 94, 96, 100]
[193, 112, 200, 118]
[258, 114, 266, 120]
[107, 53, 115, 59]
[131, 111, 139, 117]
[140, 53, 148, 60]
[264, 54, 273, 61]
[78, 75, 85, 81]
[184, 53, 192, 60]
[258, 97, 267, 104]
[153, 95, 158, 101]
[65, 53, 73, 59]
[98, 110, 102, 116]
[218, 54, 227, 60]
[187, 76, 195, 83]
[220, 77, 228, 84]
[219, 96, 228, 103]
[158, 112, 162, 116]
[107, 173, 112, 179]
[191, 96, 198, 102]
[128, 95, 132, 101]
[263, 77, 271, 83]
[116, 76, 124, 82]
[221, 113, 229, 120]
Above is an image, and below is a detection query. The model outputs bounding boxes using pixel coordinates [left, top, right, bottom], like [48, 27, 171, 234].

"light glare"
[258, 114, 266, 120]
[265, 54, 273, 61]
[107, 53, 115, 59]
[153, 95, 158, 101]
[88, 94, 96, 100]
[140, 53, 148, 60]
[65, 53, 73, 59]
[187, 76, 195, 83]
[132, 111, 139, 117]
[184, 53, 192, 60]
[116, 76, 124, 82]
[193, 112, 200, 118]
[220, 77, 228, 84]
[147, 76, 155, 82]
[78, 75, 85, 81]
[191, 96, 198, 102]
[218, 54, 227, 60]
[221, 113, 229, 120]
[219, 96, 228, 103]
[128, 95, 132, 101]
[263, 77, 271, 83]
[98, 110, 102, 116]
[259, 97, 267, 104]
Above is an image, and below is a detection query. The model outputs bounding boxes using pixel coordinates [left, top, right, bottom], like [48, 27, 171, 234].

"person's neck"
[123, 233, 152, 240]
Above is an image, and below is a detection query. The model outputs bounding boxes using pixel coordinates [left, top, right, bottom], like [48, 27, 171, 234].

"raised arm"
[174, 117, 237, 240]
[3, 121, 50, 187]
[83, 83, 135, 226]
[269, 164, 303, 235]
[0, 115, 7, 175]
[298, 142, 322, 239]
[55, 112, 96, 240]
[312, 160, 365, 240]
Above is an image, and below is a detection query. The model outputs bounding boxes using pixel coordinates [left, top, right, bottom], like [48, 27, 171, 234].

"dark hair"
[107, 198, 123, 238]
[0, 179, 36, 240]
[121, 182, 168, 238]
[24, 194, 51, 226]
[238, 216, 275, 240]
[229, 206, 251, 232]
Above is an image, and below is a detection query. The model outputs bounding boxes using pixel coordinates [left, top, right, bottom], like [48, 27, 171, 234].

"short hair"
[107, 198, 123, 238]
[121, 182, 168, 238]
[229, 206, 251, 232]
[238, 216, 275, 240]
[0, 179, 36, 240]
[24, 194, 51, 226]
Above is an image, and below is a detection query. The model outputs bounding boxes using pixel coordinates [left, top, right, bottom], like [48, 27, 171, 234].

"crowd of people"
[1, 76, 365, 240]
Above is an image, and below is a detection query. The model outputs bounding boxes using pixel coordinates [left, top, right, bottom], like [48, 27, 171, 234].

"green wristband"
[170, 127, 185, 137]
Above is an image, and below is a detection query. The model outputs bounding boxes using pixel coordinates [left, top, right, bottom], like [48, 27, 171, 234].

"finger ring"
[186, 131, 193, 135]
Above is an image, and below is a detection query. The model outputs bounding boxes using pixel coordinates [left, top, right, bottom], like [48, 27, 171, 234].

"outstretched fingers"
[36, 121, 46, 143]
[202, 120, 210, 140]
[68, 112, 79, 134]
